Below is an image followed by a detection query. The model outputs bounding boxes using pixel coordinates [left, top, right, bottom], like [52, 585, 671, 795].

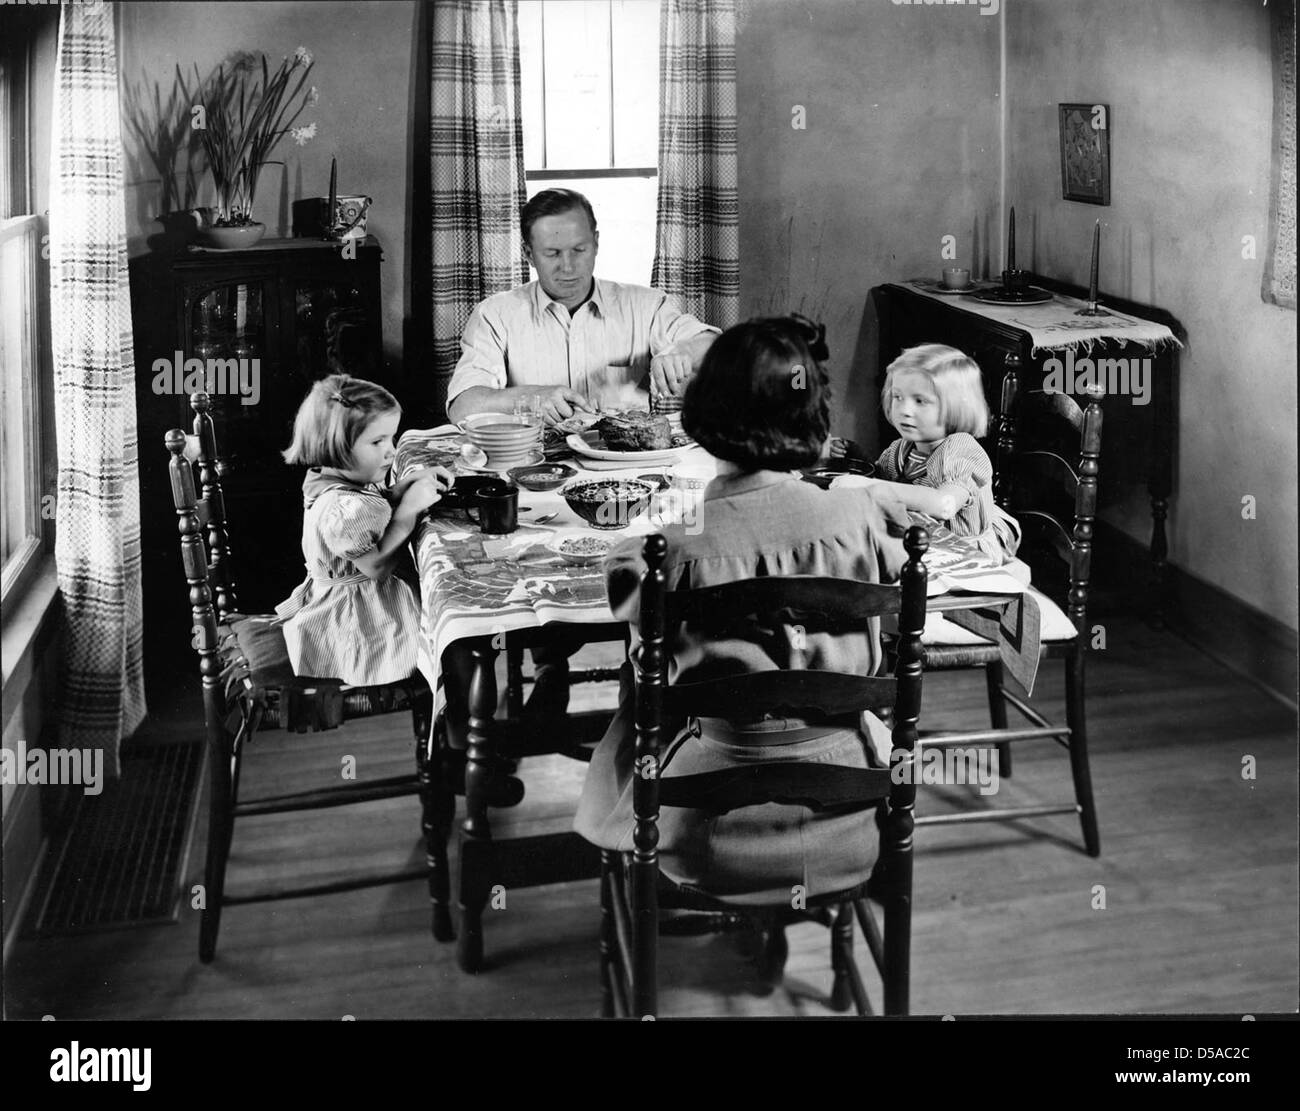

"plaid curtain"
[430, 0, 529, 405]
[651, 0, 739, 329]
[1263, 0, 1296, 310]
[49, 0, 146, 777]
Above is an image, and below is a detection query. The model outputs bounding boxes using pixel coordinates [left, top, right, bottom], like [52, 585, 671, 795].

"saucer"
[972, 286, 1054, 305]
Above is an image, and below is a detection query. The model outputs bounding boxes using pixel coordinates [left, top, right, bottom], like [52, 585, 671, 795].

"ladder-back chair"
[916, 362, 1104, 856]
[599, 527, 930, 1017]
[165, 391, 454, 960]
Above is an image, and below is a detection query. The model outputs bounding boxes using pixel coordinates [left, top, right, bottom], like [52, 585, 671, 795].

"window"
[1, 11, 54, 605]
[518, 0, 659, 285]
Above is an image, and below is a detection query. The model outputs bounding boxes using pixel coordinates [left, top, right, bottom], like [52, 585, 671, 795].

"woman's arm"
[866, 479, 968, 523]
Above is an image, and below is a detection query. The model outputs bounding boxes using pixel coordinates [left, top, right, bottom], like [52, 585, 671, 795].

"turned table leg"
[457, 636, 498, 973]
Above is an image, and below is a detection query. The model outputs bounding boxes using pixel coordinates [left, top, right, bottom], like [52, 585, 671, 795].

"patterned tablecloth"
[393, 427, 1020, 701]
[393, 427, 715, 698]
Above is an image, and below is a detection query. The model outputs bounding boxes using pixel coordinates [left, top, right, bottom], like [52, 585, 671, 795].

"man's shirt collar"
[531, 278, 606, 322]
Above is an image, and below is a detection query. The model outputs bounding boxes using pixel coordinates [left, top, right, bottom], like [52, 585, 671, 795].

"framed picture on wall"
[1059, 103, 1111, 205]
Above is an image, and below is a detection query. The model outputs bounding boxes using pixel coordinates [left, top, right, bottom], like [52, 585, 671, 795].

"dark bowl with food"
[801, 460, 876, 489]
[562, 478, 657, 530]
[507, 462, 577, 492]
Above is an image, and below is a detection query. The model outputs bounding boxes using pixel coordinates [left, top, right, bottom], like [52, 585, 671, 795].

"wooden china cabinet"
[130, 236, 387, 678]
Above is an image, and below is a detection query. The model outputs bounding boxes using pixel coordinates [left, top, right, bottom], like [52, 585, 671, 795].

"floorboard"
[5, 612, 1296, 1018]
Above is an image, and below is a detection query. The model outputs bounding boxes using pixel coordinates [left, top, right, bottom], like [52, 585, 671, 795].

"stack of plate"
[459, 413, 544, 469]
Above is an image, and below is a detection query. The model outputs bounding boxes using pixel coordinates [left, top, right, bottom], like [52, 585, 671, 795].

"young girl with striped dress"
[833, 344, 1020, 564]
[275, 375, 452, 685]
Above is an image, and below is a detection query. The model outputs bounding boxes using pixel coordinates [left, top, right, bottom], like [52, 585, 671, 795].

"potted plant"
[182, 47, 319, 249]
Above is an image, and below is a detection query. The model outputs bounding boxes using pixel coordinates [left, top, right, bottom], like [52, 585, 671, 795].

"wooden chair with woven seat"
[598, 527, 930, 1018]
[165, 391, 455, 961]
[913, 364, 1104, 857]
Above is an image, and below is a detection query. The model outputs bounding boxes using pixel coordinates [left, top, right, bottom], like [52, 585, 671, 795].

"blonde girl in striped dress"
[275, 375, 452, 685]
[834, 344, 1020, 564]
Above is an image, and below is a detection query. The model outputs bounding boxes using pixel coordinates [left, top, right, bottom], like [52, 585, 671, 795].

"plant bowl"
[196, 222, 267, 250]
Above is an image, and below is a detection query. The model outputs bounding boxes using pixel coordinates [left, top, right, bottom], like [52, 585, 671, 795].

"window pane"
[540, 0, 612, 170]
[527, 175, 657, 286]
[0, 220, 38, 572]
[611, 0, 659, 167]
[518, 0, 545, 170]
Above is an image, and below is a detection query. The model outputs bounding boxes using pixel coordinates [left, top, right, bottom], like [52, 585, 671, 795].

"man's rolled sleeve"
[447, 303, 509, 408]
[647, 292, 721, 356]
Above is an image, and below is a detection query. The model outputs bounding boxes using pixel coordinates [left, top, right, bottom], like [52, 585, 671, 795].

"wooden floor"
[6, 610, 1297, 1018]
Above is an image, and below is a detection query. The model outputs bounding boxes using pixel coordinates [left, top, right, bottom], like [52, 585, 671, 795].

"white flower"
[294, 46, 313, 67]
[291, 122, 318, 146]
[307, 85, 320, 107]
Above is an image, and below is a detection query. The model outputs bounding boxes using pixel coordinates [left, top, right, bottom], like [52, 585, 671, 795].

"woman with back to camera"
[574, 316, 912, 921]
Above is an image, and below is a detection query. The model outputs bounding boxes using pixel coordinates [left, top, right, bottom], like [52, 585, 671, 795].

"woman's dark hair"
[682, 316, 831, 471]
[520, 188, 598, 247]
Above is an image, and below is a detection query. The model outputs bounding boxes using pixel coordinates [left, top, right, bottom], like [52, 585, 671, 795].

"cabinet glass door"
[294, 282, 378, 386]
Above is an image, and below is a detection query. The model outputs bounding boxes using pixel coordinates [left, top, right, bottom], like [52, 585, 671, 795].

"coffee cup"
[942, 267, 972, 290]
[465, 479, 518, 535]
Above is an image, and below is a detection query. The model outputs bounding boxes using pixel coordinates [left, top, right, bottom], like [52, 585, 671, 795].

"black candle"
[1088, 219, 1100, 304]
[327, 156, 337, 229]
[1007, 206, 1016, 271]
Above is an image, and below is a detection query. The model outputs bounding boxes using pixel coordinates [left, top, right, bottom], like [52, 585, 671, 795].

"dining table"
[392, 423, 1037, 972]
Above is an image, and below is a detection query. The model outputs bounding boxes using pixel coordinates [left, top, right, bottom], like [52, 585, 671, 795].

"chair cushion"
[923, 587, 1077, 646]
[223, 613, 298, 689]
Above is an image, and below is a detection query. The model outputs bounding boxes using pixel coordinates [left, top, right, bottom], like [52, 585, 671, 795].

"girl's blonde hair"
[282, 374, 401, 468]
[882, 344, 989, 438]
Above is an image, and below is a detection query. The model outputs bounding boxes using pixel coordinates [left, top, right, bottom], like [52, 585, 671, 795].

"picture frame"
[1059, 102, 1111, 205]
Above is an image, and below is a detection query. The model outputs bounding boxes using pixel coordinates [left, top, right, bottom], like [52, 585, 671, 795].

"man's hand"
[529, 386, 595, 428]
[649, 351, 694, 398]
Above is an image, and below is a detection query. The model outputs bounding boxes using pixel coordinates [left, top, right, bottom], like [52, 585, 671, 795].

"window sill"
[1, 554, 60, 734]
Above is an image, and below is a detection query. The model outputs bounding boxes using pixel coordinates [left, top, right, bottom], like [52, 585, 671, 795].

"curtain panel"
[1263, 0, 1296, 310]
[49, 0, 146, 776]
[651, 0, 740, 330]
[430, 0, 529, 406]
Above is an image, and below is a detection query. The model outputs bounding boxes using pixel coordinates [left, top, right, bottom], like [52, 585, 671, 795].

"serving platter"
[565, 429, 692, 464]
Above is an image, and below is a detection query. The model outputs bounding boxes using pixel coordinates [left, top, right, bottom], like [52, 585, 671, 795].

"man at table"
[446, 188, 720, 426]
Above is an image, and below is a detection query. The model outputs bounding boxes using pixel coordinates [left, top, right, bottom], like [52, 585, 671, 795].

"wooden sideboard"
[872, 276, 1185, 611]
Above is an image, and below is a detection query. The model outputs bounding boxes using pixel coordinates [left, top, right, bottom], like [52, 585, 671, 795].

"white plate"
[566, 429, 688, 464]
[545, 533, 617, 566]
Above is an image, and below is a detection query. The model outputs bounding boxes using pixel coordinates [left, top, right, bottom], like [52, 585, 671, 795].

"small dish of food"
[546, 533, 617, 566]
[507, 462, 577, 491]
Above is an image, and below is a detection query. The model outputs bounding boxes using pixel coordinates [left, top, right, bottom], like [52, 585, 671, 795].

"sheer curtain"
[49, 0, 146, 776]
[651, 0, 739, 330]
[430, 0, 529, 409]
[1263, 0, 1295, 310]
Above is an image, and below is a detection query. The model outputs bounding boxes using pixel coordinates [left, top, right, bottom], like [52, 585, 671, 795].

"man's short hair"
[520, 188, 598, 247]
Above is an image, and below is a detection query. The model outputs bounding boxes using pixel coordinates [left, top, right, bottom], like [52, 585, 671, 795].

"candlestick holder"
[1001, 268, 1030, 291]
[1074, 301, 1112, 317]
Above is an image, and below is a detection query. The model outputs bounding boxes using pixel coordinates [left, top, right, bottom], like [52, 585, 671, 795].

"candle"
[1088, 219, 1100, 304]
[1007, 205, 1016, 270]
[327, 156, 337, 232]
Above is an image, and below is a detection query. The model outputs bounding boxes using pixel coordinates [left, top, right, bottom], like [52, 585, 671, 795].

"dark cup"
[466, 479, 518, 535]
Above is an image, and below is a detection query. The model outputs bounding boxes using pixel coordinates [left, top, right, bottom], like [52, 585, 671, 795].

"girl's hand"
[390, 465, 454, 503]
[827, 436, 850, 460]
[398, 468, 453, 515]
